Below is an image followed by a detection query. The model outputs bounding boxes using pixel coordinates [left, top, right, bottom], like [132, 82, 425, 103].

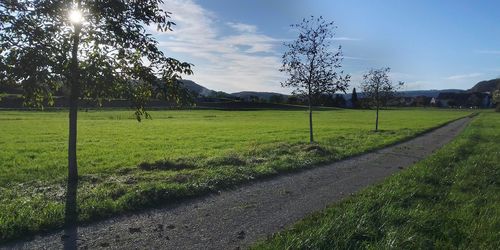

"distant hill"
[468, 78, 500, 93]
[181, 78, 469, 101]
[179, 79, 217, 96]
[4, 77, 496, 108]
[231, 91, 288, 101]
[399, 89, 464, 98]
[343, 89, 463, 99]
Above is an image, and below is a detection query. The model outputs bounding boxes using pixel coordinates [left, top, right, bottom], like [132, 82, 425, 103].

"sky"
[151, 0, 500, 94]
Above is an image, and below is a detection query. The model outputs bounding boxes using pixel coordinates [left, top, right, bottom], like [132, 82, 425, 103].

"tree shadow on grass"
[62, 178, 78, 250]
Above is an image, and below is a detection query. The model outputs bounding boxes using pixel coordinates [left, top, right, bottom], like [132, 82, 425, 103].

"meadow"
[254, 112, 499, 249]
[0, 108, 471, 242]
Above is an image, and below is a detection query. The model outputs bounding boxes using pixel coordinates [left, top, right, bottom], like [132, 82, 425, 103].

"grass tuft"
[138, 159, 197, 171]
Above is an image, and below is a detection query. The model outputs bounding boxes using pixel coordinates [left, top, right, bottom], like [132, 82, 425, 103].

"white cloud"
[227, 22, 257, 33]
[223, 34, 278, 53]
[332, 37, 361, 41]
[154, 0, 286, 93]
[402, 81, 429, 90]
[444, 73, 483, 80]
[476, 50, 500, 55]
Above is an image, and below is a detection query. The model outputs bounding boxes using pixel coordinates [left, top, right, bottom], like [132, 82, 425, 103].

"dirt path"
[4, 117, 471, 250]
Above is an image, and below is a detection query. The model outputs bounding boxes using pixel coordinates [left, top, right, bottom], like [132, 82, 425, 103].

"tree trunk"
[68, 93, 78, 183]
[309, 102, 314, 143]
[63, 177, 78, 248]
[308, 84, 314, 143]
[375, 82, 380, 132]
[68, 24, 81, 184]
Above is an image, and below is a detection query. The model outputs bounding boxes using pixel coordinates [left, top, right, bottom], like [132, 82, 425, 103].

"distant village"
[227, 78, 499, 109]
[231, 91, 494, 109]
[408, 92, 492, 109]
[1, 78, 499, 110]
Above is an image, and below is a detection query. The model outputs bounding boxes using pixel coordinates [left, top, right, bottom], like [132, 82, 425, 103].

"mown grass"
[254, 112, 499, 249]
[0, 108, 471, 243]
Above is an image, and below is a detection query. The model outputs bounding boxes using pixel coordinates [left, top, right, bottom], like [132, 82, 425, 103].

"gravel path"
[4, 117, 471, 250]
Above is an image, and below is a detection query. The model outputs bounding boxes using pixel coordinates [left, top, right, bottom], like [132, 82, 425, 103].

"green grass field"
[0, 108, 471, 242]
[254, 112, 499, 249]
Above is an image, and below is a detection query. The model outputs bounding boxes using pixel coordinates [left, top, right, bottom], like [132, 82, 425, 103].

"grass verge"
[0, 109, 471, 243]
[253, 112, 499, 249]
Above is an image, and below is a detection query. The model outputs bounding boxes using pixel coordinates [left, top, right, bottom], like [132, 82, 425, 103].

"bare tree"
[360, 68, 403, 131]
[281, 16, 350, 143]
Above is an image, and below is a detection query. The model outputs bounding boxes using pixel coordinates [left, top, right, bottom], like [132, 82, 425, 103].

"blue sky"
[152, 0, 500, 94]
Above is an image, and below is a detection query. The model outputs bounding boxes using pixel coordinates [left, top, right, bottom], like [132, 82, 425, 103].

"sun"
[68, 9, 83, 24]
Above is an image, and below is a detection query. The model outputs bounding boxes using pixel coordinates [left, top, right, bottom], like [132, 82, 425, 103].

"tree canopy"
[493, 88, 500, 112]
[0, 0, 193, 119]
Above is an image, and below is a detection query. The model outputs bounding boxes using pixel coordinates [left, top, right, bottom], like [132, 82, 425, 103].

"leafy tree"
[447, 100, 457, 108]
[493, 89, 500, 112]
[466, 94, 481, 108]
[415, 96, 431, 107]
[360, 68, 403, 131]
[314, 93, 333, 106]
[351, 87, 358, 108]
[0, 1, 193, 183]
[287, 95, 303, 105]
[269, 94, 284, 104]
[249, 95, 260, 103]
[280, 16, 350, 143]
[334, 94, 346, 107]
